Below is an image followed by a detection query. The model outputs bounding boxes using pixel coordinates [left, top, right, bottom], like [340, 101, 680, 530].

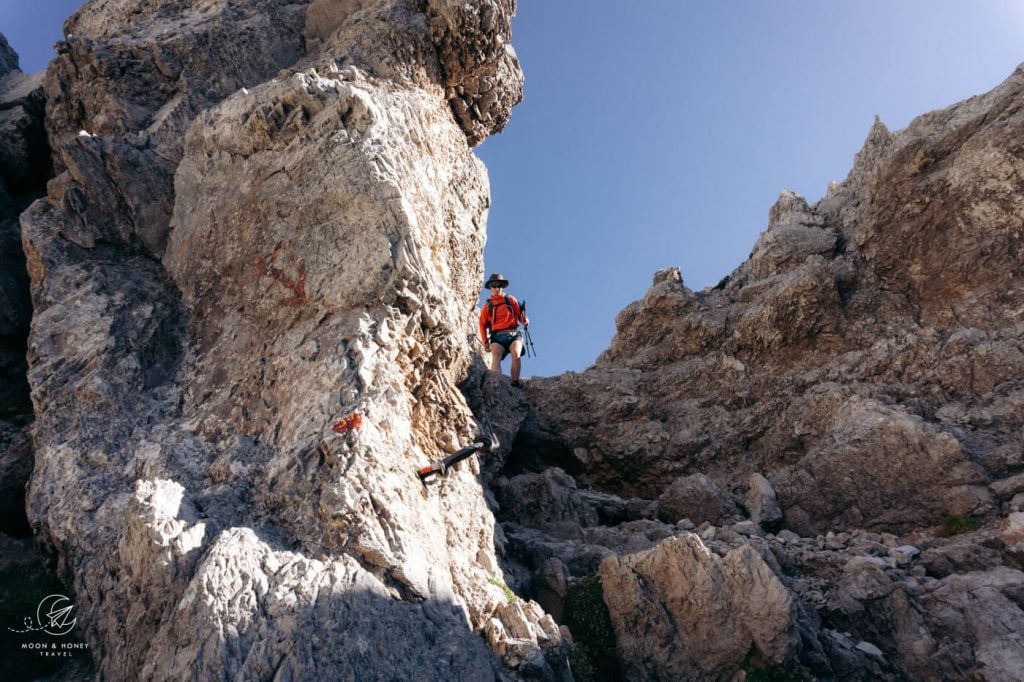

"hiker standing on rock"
[479, 273, 529, 387]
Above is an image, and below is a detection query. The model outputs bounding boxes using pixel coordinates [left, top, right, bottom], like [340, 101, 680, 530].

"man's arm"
[478, 306, 490, 348]
[511, 296, 528, 326]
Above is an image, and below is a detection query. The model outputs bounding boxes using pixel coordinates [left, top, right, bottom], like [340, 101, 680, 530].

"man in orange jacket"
[479, 273, 529, 387]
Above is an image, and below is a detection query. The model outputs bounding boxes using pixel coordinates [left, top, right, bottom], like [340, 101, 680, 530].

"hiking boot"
[511, 380, 523, 388]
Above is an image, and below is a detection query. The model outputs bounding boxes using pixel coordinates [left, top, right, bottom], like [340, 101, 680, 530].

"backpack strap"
[486, 295, 519, 335]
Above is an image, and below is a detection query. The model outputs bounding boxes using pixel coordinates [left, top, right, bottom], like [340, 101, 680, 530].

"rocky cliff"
[7, 0, 569, 679]
[3, 1, 1024, 680]
[505, 66, 1024, 679]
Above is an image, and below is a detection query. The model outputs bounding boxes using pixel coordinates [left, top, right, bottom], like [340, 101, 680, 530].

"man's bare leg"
[490, 344, 504, 374]
[510, 340, 524, 381]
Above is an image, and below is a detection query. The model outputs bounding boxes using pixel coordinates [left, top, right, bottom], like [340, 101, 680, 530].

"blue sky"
[4, 1, 1023, 377]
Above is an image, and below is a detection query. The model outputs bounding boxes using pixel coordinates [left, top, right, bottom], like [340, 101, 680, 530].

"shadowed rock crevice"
[0, 34, 49, 423]
[503, 420, 582, 478]
[0, 35, 55, 548]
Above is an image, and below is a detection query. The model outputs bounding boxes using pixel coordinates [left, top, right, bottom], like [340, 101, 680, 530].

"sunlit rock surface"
[18, 0, 569, 678]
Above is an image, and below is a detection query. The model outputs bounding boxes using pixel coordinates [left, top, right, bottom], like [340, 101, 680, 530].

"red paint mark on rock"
[332, 413, 364, 434]
[250, 242, 308, 306]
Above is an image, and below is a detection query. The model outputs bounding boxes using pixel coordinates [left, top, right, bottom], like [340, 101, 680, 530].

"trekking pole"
[520, 300, 536, 358]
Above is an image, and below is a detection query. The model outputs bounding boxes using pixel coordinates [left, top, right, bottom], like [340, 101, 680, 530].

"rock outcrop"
[0, 35, 86, 681]
[599, 534, 798, 680]
[15, 0, 570, 679]
[497, 63, 1024, 679]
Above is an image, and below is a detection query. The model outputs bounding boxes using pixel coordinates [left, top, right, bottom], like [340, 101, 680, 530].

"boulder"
[915, 568, 1024, 680]
[493, 468, 598, 537]
[773, 397, 990, 534]
[598, 533, 798, 680]
[657, 472, 739, 526]
[746, 472, 783, 530]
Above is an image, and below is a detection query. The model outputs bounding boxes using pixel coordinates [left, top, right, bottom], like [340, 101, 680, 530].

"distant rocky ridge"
[502, 65, 1024, 678]
[2, 1, 1024, 679]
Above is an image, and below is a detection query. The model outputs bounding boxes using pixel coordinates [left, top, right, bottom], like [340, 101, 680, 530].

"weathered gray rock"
[39, 0, 310, 262]
[21, 0, 564, 679]
[494, 468, 598, 537]
[915, 568, 1024, 680]
[0, 36, 45, 424]
[746, 472, 783, 530]
[598, 533, 799, 680]
[992, 473, 1024, 501]
[0, 206, 31, 421]
[918, 528, 1005, 578]
[425, 0, 523, 146]
[773, 396, 992, 535]
[0, 34, 18, 76]
[656, 472, 739, 526]
[0, 67, 49, 194]
[534, 556, 568, 621]
[0, 422, 31, 532]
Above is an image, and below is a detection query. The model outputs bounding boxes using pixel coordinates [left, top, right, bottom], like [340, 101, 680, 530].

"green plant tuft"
[936, 514, 979, 537]
[562, 574, 619, 682]
[488, 578, 518, 604]
[745, 662, 805, 682]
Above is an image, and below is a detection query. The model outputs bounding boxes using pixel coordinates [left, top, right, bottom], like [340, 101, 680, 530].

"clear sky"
[4, 2, 1023, 378]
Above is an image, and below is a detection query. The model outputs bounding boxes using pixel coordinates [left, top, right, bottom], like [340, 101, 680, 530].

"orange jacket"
[479, 294, 526, 345]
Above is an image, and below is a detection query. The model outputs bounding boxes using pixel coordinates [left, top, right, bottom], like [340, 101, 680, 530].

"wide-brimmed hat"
[484, 273, 509, 289]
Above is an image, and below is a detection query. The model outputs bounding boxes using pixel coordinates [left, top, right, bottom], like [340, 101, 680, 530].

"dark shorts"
[490, 331, 522, 359]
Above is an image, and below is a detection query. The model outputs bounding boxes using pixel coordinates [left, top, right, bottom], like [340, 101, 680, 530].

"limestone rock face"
[0, 36, 47, 553]
[0, 196, 32, 422]
[425, 0, 523, 145]
[1, 69, 49, 194]
[20, 0, 562, 679]
[598, 533, 799, 680]
[42, 0, 310, 259]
